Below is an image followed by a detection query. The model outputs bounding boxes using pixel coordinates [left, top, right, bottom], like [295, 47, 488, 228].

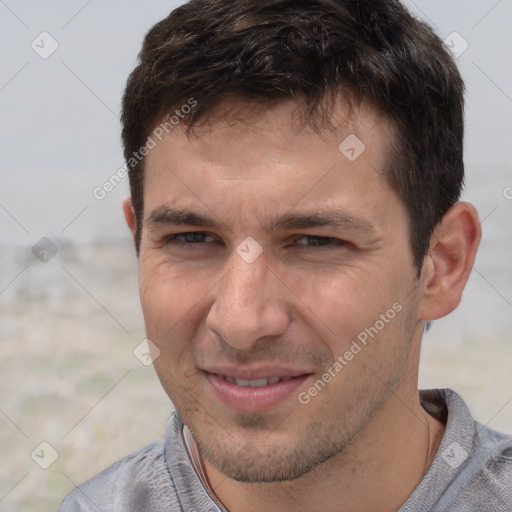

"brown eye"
[166, 232, 216, 244]
[295, 236, 346, 247]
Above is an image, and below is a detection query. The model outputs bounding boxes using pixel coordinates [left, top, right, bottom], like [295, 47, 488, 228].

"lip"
[203, 370, 312, 411]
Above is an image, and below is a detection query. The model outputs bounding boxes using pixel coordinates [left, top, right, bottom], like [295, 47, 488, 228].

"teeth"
[235, 378, 268, 387]
[216, 374, 297, 386]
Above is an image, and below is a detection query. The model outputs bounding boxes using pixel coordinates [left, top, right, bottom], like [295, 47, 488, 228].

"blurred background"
[1, 1, 511, 510]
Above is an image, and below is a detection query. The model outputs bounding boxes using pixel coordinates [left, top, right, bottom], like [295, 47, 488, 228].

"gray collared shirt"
[59, 389, 512, 511]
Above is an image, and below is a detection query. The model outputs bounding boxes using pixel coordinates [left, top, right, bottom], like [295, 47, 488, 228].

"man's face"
[134, 99, 423, 482]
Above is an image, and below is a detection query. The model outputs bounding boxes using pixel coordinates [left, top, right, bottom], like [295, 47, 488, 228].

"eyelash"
[165, 232, 345, 248]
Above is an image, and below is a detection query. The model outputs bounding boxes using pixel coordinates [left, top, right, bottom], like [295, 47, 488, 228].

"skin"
[123, 97, 481, 512]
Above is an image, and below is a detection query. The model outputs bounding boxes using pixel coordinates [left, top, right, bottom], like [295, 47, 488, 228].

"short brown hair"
[121, 0, 465, 272]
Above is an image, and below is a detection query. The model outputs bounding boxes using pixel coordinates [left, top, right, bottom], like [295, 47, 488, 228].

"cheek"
[297, 268, 409, 364]
[139, 266, 210, 399]
[138, 262, 208, 347]
[282, 265, 391, 334]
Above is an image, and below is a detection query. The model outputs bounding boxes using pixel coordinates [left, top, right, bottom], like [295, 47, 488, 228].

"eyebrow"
[146, 205, 377, 235]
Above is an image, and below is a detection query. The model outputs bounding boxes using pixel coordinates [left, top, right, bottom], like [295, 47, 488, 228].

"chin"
[193, 418, 349, 483]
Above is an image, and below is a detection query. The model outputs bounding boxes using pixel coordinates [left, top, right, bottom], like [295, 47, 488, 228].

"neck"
[201, 377, 445, 512]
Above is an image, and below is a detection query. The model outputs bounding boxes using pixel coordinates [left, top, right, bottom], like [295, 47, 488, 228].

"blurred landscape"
[0, 239, 172, 510]
[1, 235, 511, 511]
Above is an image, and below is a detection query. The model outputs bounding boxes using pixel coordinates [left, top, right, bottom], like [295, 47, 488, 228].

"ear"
[122, 197, 137, 236]
[418, 202, 481, 321]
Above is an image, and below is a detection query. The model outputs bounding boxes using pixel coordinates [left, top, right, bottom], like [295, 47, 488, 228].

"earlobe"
[418, 202, 481, 321]
[122, 197, 137, 236]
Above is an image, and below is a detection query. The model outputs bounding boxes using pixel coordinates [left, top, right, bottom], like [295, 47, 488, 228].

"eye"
[166, 232, 216, 244]
[295, 235, 346, 247]
[163, 233, 347, 249]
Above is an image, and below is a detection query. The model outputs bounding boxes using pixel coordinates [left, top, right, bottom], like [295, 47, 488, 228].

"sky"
[1, 0, 511, 336]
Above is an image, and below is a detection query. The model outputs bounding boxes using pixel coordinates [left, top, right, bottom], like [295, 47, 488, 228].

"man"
[59, 0, 512, 510]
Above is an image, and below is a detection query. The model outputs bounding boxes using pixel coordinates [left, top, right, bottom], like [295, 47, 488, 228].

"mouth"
[202, 370, 313, 411]
[215, 374, 296, 387]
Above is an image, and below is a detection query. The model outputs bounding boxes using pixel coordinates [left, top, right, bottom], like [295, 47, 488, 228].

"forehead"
[150, 97, 388, 166]
[142, 98, 401, 232]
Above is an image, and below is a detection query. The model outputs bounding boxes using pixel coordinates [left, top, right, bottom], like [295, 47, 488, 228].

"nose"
[205, 249, 291, 351]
